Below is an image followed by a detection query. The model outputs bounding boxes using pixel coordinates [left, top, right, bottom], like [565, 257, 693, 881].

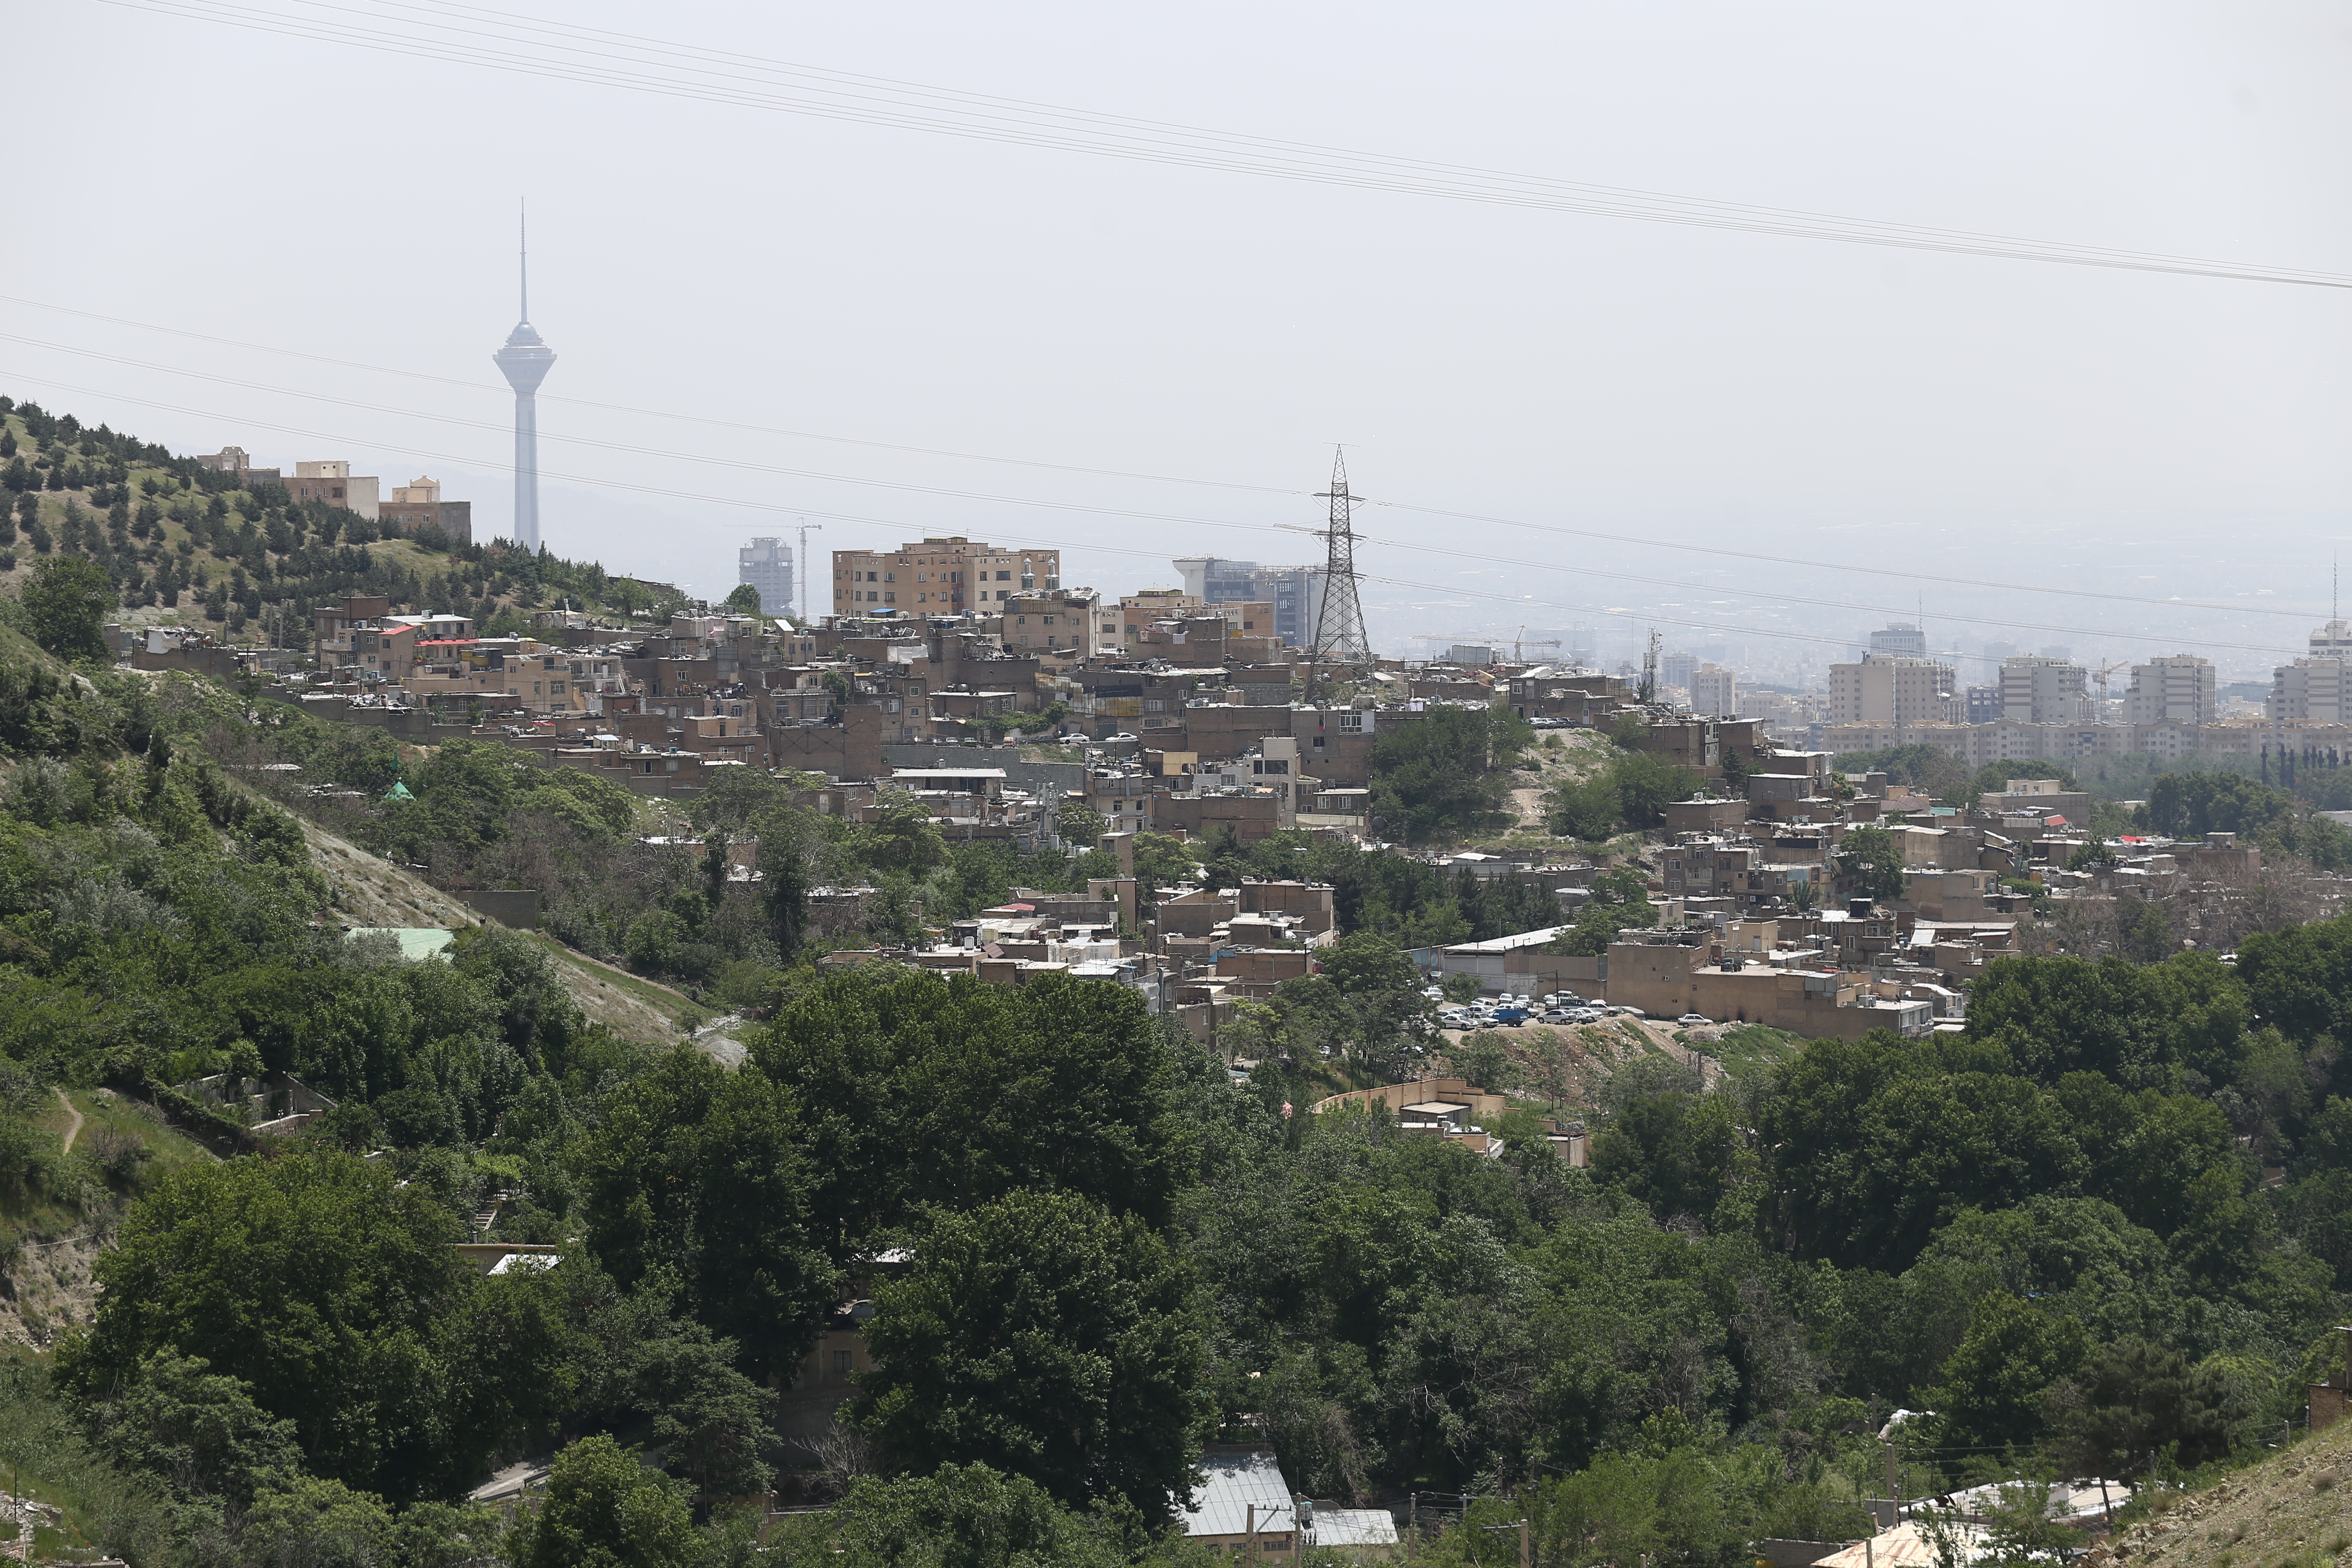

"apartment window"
[997, 571, 1011, 580]
[1145, 699, 1163, 712]
[885, 593, 895, 603]
[833, 1350, 853, 1374]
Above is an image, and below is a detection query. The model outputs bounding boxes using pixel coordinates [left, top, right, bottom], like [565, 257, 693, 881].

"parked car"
[1567, 1008, 1603, 1023]
[1677, 1014, 1712, 1026]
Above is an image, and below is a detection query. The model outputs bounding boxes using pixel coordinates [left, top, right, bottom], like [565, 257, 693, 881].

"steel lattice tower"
[491, 203, 555, 554]
[1308, 447, 1371, 665]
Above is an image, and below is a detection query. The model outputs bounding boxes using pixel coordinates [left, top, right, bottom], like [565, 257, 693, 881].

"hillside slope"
[2094, 1416, 2352, 1568]
[297, 815, 691, 1044]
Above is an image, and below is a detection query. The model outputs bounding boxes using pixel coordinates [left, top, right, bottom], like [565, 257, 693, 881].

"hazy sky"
[9, 0, 2349, 683]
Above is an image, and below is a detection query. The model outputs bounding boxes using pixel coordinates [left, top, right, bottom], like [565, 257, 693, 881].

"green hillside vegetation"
[18, 395, 2352, 1561]
[0, 394, 691, 644]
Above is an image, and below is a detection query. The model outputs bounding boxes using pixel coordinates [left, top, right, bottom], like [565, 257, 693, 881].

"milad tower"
[491, 206, 555, 553]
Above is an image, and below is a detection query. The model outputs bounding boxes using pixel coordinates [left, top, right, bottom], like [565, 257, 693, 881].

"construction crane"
[796, 519, 823, 625]
[1512, 626, 1564, 663]
[2093, 659, 2129, 721]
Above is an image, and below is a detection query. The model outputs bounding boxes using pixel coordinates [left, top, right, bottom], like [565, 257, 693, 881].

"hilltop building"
[288, 460, 380, 520]
[380, 476, 472, 545]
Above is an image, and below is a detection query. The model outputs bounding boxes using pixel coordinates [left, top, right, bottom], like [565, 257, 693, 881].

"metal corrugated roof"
[1180, 1449, 1296, 1539]
[1310, 1509, 1400, 1547]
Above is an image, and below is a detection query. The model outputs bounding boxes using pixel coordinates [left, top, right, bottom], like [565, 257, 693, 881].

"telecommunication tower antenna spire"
[1308, 447, 1371, 667]
[519, 199, 529, 323]
[492, 199, 556, 554]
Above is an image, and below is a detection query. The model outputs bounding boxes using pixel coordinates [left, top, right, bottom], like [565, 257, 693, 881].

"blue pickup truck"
[1487, 1006, 1529, 1027]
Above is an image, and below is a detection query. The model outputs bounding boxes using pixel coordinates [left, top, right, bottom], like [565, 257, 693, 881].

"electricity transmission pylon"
[1308, 447, 1371, 666]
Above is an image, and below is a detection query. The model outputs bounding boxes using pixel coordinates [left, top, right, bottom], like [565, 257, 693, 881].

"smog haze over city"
[8, 1, 2349, 684]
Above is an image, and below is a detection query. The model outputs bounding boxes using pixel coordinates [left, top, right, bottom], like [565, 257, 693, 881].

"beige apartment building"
[1001, 588, 1105, 656]
[2270, 656, 2352, 724]
[1826, 654, 1957, 727]
[2124, 654, 2215, 725]
[378, 475, 473, 546]
[287, 459, 380, 520]
[832, 536, 1059, 617]
[1999, 655, 2094, 724]
[1109, 591, 1277, 653]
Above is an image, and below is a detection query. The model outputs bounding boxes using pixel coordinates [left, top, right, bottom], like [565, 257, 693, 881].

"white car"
[1677, 1014, 1712, 1026]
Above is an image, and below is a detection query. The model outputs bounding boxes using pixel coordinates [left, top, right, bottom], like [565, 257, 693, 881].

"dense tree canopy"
[1370, 705, 1534, 843]
[855, 1189, 1207, 1524]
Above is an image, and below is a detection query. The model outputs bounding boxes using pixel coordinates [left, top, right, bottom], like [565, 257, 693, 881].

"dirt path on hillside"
[53, 1091, 82, 1155]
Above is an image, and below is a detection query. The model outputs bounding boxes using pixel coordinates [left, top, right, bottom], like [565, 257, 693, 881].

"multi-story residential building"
[1001, 589, 1104, 657]
[1964, 684, 2001, 723]
[2269, 657, 2352, 724]
[738, 537, 793, 618]
[287, 459, 380, 520]
[2123, 654, 2216, 725]
[377, 476, 472, 545]
[832, 536, 1057, 617]
[1171, 557, 1320, 647]
[1999, 655, 2094, 725]
[1825, 655, 1957, 727]
[1109, 591, 1276, 654]
[1661, 651, 1700, 692]
[2312, 619, 2352, 658]
[1689, 663, 1737, 718]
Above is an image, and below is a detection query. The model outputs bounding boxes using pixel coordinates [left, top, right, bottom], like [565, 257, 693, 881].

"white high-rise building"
[738, 538, 793, 619]
[2123, 655, 2214, 725]
[1998, 655, 2094, 725]
[1690, 663, 1738, 718]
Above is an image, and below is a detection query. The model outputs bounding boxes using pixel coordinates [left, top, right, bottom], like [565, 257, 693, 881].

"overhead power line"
[0, 294, 1303, 499]
[93, 0, 2352, 290]
[1, 309, 2330, 626]
[2, 367, 2323, 659]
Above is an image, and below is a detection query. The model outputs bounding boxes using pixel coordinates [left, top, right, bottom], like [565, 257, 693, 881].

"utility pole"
[796, 518, 823, 627]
